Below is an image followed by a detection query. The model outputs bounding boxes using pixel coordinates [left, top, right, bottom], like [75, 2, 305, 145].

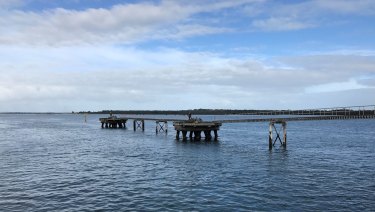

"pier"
[98, 105, 375, 149]
[99, 116, 221, 140]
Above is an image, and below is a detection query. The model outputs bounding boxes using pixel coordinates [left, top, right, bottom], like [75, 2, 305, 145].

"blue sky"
[0, 0, 374, 112]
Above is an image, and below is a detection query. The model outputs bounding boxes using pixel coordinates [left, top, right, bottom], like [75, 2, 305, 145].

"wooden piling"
[156, 121, 168, 134]
[182, 131, 187, 140]
[269, 120, 287, 149]
[176, 130, 180, 140]
[282, 122, 287, 147]
[269, 122, 273, 150]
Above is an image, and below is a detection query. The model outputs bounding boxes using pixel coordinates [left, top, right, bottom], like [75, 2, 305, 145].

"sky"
[0, 0, 374, 112]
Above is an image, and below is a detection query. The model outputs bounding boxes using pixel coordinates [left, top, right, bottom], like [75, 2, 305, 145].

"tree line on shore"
[77, 109, 270, 115]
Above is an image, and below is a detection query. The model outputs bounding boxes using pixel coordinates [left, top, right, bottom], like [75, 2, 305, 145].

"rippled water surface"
[0, 114, 374, 211]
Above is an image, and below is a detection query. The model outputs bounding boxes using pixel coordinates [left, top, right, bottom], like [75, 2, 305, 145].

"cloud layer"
[1, 46, 374, 111]
[1, 0, 374, 45]
[0, 0, 374, 111]
[0, 0, 254, 45]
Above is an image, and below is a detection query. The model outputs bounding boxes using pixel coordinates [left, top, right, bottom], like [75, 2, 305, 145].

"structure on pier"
[268, 120, 287, 150]
[100, 116, 172, 133]
[173, 119, 222, 141]
[99, 116, 127, 128]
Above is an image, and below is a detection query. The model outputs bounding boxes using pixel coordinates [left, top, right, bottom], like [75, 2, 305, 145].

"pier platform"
[173, 119, 222, 141]
[99, 116, 127, 128]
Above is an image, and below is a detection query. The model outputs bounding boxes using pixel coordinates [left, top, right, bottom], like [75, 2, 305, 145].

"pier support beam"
[204, 130, 212, 140]
[156, 121, 168, 134]
[182, 131, 187, 140]
[269, 120, 287, 150]
[176, 130, 180, 140]
[133, 120, 145, 131]
[282, 122, 287, 147]
[194, 131, 202, 141]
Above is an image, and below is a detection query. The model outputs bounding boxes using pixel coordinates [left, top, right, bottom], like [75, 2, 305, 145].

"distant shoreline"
[0, 109, 284, 115]
[1, 107, 368, 115]
[0, 112, 70, 114]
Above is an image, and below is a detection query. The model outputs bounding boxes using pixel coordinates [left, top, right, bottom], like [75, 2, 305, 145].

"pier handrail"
[238, 105, 375, 116]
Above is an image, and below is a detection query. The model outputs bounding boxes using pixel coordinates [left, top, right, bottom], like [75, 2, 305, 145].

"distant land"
[1, 108, 367, 115]
[0, 109, 279, 115]
[75, 108, 360, 115]
[77, 109, 274, 115]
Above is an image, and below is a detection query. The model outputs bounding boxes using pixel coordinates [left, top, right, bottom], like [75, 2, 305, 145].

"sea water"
[0, 114, 374, 211]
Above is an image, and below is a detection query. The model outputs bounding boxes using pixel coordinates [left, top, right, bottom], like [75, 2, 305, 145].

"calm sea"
[0, 114, 374, 211]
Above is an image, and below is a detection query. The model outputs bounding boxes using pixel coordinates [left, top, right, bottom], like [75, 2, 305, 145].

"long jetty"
[99, 105, 375, 149]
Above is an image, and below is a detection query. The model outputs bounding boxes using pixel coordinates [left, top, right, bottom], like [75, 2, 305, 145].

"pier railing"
[239, 105, 375, 116]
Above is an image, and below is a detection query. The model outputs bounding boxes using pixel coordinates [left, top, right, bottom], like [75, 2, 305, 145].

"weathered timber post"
[213, 130, 218, 140]
[194, 131, 201, 141]
[269, 120, 287, 149]
[189, 131, 193, 140]
[204, 130, 212, 141]
[282, 122, 287, 147]
[182, 131, 187, 140]
[156, 121, 168, 134]
[269, 122, 273, 150]
[133, 120, 145, 131]
[101, 122, 104, 128]
[176, 130, 180, 140]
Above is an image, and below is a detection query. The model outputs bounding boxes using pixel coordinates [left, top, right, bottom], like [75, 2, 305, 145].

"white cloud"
[315, 0, 375, 15]
[247, 0, 375, 31]
[0, 46, 374, 111]
[0, 0, 256, 46]
[305, 79, 368, 93]
[0, 0, 374, 111]
[0, 0, 23, 9]
[252, 17, 312, 31]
